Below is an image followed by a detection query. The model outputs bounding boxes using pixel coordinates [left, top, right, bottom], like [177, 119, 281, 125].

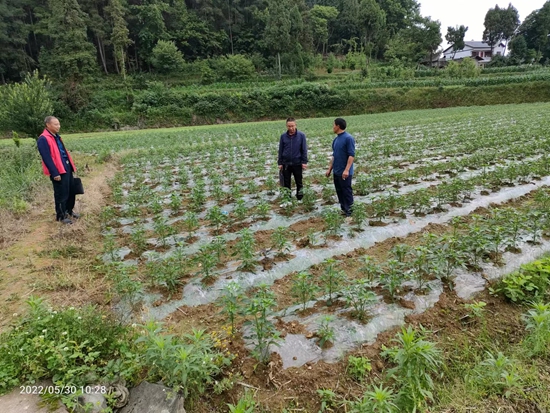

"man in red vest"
[37, 116, 79, 224]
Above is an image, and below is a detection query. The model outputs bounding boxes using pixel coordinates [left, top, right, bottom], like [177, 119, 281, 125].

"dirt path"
[0, 162, 117, 331]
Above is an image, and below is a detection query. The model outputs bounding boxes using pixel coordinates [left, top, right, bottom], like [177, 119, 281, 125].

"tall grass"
[0, 140, 43, 212]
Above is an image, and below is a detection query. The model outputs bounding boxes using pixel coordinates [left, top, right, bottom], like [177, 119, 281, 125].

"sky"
[419, 0, 548, 48]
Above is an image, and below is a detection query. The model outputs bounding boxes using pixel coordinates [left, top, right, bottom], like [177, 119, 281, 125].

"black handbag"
[73, 177, 84, 195]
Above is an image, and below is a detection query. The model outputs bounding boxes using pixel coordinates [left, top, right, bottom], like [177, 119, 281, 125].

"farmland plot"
[74, 103, 550, 409]
[89, 104, 550, 367]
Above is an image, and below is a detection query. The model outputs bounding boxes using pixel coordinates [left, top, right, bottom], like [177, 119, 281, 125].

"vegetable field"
[6, 103, 550, 412]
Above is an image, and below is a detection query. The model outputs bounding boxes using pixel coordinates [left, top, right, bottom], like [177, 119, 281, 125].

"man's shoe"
[68, 212, 80, 219]
[345, 216, 353, 224]
[60, 218, 73, 225]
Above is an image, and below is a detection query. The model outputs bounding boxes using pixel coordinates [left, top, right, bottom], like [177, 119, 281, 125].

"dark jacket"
[278, 130, 308, 166]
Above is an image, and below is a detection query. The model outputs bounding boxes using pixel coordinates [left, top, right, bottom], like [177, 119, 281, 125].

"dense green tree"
[358, 0, 385, 60]
[150, 40, 184, 73]
[445, 25, 468, 59]
[129, 0, 169, 69]
[105, 0, 132, 77]
[309, 5, 338, 54]
[386, 16, 441, 66]
[0, 0, 32, 83]
[263, 0, 292, 78]
[37, 0, 98, 80]
[483, 3, 520, 54]
[514, 1, 550, 63]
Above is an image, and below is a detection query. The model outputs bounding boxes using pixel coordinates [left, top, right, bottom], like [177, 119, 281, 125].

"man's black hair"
[334, 118, 347, 130]
[286, 117, 296, 123]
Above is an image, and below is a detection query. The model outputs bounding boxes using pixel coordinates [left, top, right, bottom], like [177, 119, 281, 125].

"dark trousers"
[50, 171, 76, 221]
[333, 174, 354, 216]
[282, 165, 304, 200]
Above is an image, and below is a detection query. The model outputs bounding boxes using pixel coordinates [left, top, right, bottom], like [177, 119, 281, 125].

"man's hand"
[53, 175, 61, 181]
[342, 170, 349, 180]
[278, 165, 283, 171]
[302, 164, 307, 170]
[325, 169, 331, 178]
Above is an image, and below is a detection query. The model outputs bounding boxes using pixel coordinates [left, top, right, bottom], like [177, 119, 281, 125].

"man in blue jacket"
[278, 118, 308, 201]
[325, 118, 355, 217]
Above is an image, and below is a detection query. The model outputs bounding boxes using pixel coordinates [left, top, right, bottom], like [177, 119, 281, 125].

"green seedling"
[346, 355, 372, 382]
[271, 227, 291, 257]
[320, 258, 346, 306]
[291, 271, 319, 311]
[316, 315, 335, 348]
[342, 280, 377, 321]
[217, 281, 243, 336]
[206, 205, 228, 234]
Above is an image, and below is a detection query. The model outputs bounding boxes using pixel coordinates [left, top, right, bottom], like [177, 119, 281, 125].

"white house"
[441, 41, 506, 66]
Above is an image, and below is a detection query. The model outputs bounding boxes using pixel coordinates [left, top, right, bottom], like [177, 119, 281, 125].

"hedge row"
[61, 81, 550, 132]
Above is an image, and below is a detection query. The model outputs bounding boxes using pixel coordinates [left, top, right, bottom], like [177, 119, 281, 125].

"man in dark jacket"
[37, 116, 79, 224]
[278, 118, 308, 201]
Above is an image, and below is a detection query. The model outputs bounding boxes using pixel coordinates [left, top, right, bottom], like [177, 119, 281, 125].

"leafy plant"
[381, 326, 441, 411]
[183, 212, 199, 239]
[360, 256, 383, 283]
[137, 322, 232, 400]
[380, 260, 406, 301]
[153, 215, 175, 248]
[316, 315, 335, 348]
[521, 302, 550, 357]
[464, 301, 486, 320]
[351, 202, 368, 228]
[347, 384, 398, 413]
[130, 221, 147, 255]
[301, 186, 317, 212]
[467, 351, 521, 398]
[145, 256, 182, 293]
[317, 388, 337, 413]
[227, 389, 257, 413]
[323, 207, 344, 236]
[291, 271, 319, 311]
[206, 205, 228, 234]
[195, 245, 219, 282]
[0, 297, 141, 394]
[233, 199, 247, 222]
[234, 229, 257, 272]
[346, 356, 372, 382]
[343, 280, 377, 321]
[254, 201, 271, 220]
[242, 285, 281, 363]
[210, 236, 227, 263]
[320, 259, 346, 306]
[271, 227, 291, 257]
[217, 282, 244, 336]
[169, 193, 182, 212]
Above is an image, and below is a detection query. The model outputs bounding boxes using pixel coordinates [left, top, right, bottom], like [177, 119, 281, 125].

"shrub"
[213, 54, 256, 82]
[137, 321, 232, 400]
[150, 40, 185, 74]
[491, 257, 550, 303]
[0, 71, 53, 137]
[0, 297, 141, 393]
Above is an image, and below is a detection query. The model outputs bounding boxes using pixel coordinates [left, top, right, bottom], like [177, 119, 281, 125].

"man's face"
[286, 121, 297, 135]
[333, 123, 339, 134]
[46, 118, 61, 134]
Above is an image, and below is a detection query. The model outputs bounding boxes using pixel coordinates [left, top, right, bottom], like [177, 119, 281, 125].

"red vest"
[39, 129, 77, 176]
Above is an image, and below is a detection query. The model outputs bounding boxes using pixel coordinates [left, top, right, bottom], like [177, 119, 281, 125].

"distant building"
[441, 41, 506, 67]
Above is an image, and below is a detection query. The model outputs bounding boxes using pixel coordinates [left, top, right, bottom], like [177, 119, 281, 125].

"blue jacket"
[332, 131, 355, 175]
[278, 130, 308, 166]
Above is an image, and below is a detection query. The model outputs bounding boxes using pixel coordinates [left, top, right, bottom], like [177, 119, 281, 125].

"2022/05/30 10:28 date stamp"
[20, 385, 108, 395]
